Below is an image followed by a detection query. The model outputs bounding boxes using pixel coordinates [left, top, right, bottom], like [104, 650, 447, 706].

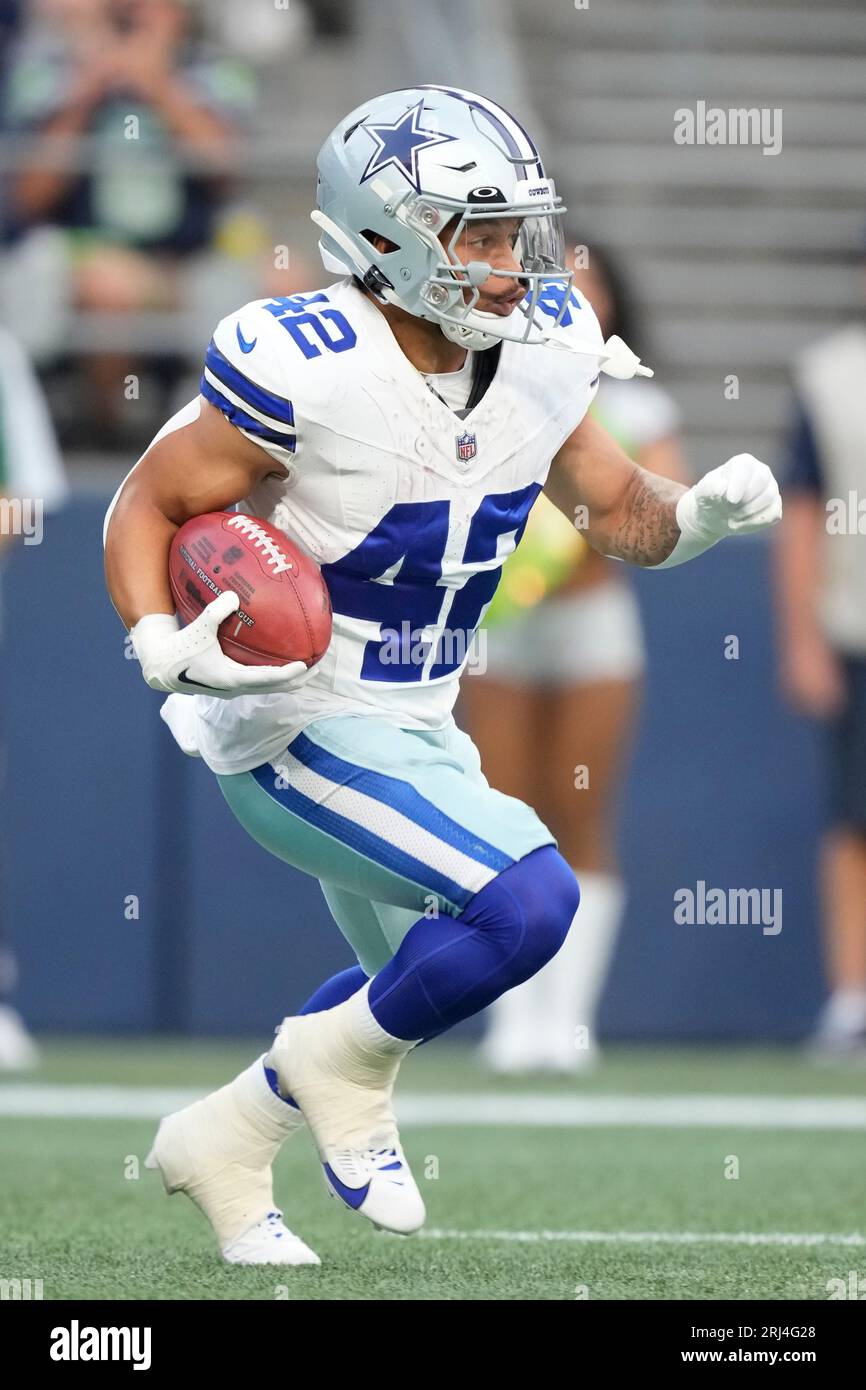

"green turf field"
[1, 1040, 864, 1301]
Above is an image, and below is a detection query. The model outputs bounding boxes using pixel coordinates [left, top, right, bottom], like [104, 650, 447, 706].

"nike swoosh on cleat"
[323, 1163, 370, 1210]
[236, 324, 257, 354]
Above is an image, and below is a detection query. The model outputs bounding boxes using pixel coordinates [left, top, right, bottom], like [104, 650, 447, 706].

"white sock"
[820, 988, 866, 1035]
[148, 1054, 304, 1248]
[246, 1054, 306, 1135]
[536, 870, 625, 1062]
[348, 981, 419, 1058]
[268, 982, 416, 1095]
[482, 965, 550, 1066]
[266, 984, 418, 1153]
[483, 870, 625, 1069]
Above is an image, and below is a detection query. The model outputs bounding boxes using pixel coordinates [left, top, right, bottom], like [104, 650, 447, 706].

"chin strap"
[312, 210, 653, 380]
[312, 210, 403, 309]
[520, 316, 653, 378]
[437, 317, 501, 350]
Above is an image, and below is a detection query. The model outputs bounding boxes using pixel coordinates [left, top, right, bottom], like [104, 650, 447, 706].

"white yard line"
[421, 1229, 866, 1248]
[0, 1085, 865, 1129]
[396, 1094, 866, 1129]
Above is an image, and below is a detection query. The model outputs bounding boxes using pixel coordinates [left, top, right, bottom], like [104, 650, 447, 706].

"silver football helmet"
[313, 85, 586, 353]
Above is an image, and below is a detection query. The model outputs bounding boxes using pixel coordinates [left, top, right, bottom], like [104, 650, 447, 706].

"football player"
[104, 86, 782, 1265]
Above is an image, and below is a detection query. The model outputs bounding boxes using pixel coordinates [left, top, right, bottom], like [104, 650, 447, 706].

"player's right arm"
[104, 398, 312, 697]
[105, 398, 279, 628]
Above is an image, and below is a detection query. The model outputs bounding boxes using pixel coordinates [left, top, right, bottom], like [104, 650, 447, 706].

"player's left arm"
[545, 412, 782, 568]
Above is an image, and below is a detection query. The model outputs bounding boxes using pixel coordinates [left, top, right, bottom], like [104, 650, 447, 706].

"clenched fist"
[684, 453, 783, 540]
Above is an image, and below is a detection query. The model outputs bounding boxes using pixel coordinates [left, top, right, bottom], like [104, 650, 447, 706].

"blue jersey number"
[263, 292, 357, 359]
[321, 485, 541, 682]
[535, 279, 582, 327]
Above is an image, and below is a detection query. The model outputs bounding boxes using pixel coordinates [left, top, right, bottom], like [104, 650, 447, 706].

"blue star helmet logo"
[360, 100, 456, 194]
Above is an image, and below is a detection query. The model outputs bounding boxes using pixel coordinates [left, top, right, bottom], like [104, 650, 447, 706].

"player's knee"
[511, 845, 580, 975]
[462, 844, 579, 981]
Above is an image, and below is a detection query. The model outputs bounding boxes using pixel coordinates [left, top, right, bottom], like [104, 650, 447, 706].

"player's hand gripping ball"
[169, 512, 332, 667]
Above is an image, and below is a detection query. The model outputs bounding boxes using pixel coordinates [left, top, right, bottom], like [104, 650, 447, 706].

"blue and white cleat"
[222, 1209, 321, 1267]
[145, 1056, 320, 1265]
[322, 1139, 424, 1234]
[269, 1010, 425, 1236]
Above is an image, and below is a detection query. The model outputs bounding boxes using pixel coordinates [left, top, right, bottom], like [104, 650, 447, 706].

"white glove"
[652, 453, 782, 569]
[684, 453, 782, 538]
[130, 590, 321, 698]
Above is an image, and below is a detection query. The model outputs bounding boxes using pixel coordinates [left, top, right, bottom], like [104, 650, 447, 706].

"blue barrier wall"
[2, 493, 827, 1039]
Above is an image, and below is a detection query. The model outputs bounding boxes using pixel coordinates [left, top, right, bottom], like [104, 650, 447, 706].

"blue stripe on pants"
[287, 730, 514, 875]
[249, 762, 475, 909]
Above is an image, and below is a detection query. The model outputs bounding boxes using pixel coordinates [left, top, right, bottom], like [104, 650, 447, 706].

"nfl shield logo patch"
[456, 430, 477, 463]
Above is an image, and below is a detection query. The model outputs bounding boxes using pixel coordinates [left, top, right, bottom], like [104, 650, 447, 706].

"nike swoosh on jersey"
[236, 324, 258, 354]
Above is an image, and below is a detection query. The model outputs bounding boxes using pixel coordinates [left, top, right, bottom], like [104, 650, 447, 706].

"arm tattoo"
[608, 471, 684, 567]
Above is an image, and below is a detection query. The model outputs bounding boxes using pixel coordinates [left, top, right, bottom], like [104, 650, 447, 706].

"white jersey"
[161, 277, 604, 774]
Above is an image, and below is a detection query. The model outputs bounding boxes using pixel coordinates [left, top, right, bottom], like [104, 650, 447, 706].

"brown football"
[168, 511, 332, 667]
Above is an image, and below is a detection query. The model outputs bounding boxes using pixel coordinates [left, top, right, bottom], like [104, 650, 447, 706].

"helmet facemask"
[386, 184, 575, 350]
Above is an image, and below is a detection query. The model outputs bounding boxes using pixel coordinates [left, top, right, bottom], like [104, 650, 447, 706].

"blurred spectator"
[464, 240, 687, 1074]
[305, 0, 354, 40]
[356, 0, 544, 146]
[775, 250, 866, 1058]
[207, 0, 312, 65]
[0, 0, 23, 84]
[0, 325, 68, 1068]
[1, 0, 253, 440]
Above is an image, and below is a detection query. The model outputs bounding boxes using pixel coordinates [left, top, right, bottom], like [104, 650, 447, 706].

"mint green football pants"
[216, 713, 555, 976]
